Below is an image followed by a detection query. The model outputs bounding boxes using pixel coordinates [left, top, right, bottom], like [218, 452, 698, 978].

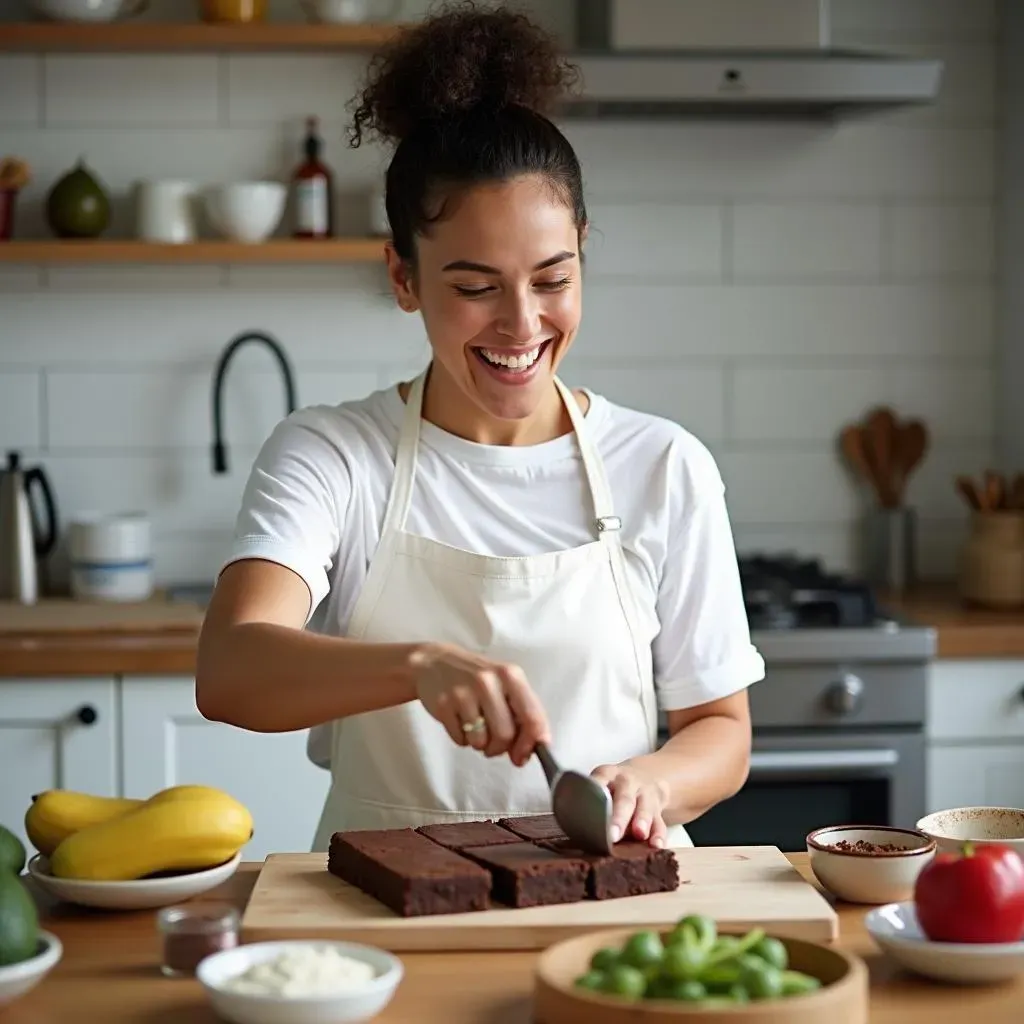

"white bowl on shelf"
[196, 940, 404, 1024]
[27, 852, 241, 910]
[0, 931, 63, 1009]
[31, 0, 146, 21]
[204, 182, 287, 243]
[865, 900, 1024, 984]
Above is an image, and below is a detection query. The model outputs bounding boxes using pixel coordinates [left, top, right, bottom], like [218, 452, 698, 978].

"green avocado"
[46, 157, 110, 239]
[0, 825, 26, 875]
[0, 870, 39, 967]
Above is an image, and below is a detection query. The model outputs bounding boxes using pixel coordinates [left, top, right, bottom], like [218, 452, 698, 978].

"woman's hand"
[590, 761, 670, 848]
[410, 642, 551, 766]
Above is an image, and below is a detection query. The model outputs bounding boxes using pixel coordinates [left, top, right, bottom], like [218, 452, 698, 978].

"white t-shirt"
[224, 383, 765, 714]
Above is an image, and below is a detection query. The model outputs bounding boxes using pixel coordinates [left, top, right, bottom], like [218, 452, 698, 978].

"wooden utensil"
[839, 425, 886, 506]
[984, 470, 1006, 511]
[895, 418, 928, 504]
[862, 406, 899, 508]
[955, 475, 982, 511]
[1011, 473, 1024, 510]
[240, 848, 839, 949]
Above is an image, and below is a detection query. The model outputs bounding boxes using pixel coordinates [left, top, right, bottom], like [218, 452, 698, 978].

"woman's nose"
[495, 289, 541, 341]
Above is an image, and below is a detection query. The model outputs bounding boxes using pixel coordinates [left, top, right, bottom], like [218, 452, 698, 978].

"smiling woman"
[194, 0, 766, 855]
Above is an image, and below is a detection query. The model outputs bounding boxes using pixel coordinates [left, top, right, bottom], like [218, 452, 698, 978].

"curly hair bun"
[349, 1, 579, 147]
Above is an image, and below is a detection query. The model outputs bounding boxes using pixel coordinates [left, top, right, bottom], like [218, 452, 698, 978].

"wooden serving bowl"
[534, 926, 868, 1023]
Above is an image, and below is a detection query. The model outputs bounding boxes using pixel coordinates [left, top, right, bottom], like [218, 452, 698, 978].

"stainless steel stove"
[660, 554, 936, 852]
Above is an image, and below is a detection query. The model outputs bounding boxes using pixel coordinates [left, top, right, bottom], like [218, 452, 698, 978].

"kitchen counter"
[5, 855, 1021, 1023]
[4, 583, 1024, 679]
[881, 583, 1024, 658]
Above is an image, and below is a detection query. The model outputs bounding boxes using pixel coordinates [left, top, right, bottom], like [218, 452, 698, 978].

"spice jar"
[156, 903, 239, 977]
[958, 510, 1024, 609]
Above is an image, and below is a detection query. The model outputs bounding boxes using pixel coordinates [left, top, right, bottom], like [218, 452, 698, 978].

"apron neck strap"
[382, 366, 618, 537]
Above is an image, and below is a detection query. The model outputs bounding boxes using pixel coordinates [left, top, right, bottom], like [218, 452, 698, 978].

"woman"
[196, 2, 765, 853]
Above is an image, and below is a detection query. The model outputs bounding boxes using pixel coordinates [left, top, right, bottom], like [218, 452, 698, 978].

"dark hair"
[348, 1, 587, 262]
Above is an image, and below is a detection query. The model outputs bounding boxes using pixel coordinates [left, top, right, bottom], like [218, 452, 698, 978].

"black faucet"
[211, 329, 298, 475]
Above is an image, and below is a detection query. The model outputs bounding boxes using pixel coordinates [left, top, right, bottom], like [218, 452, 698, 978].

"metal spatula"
[535, 741, 613, 855]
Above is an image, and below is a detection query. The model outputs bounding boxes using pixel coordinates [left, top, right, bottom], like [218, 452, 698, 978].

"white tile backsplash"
[0, 0, 997, 584]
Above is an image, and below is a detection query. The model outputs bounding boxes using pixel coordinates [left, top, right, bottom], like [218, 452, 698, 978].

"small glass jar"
[156, 902, 239, 977]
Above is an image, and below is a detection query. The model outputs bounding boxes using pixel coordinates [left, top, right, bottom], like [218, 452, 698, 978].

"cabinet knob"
[76, 705, 98, 726]
[826, 673, 864, 715]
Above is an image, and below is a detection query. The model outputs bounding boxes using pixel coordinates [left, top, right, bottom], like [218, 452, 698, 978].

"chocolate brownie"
[461, 841, 589, 908]
[496, 813, 568, 844]
[328, 828, 491, 917]
[544, 838, 680, 900]
[416, 820, 522, 851]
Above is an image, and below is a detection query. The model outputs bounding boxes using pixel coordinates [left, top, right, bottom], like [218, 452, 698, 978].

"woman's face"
[386, 174, 583, 443]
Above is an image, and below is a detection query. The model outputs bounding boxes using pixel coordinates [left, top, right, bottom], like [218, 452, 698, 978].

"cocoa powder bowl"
[156, 903, 240, 977]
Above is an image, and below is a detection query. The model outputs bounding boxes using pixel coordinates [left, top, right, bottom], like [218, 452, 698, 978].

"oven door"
[679, 729, 926, 853]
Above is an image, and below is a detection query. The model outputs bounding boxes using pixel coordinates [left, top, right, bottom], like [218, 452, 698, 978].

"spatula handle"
[534, 741, 560, 788]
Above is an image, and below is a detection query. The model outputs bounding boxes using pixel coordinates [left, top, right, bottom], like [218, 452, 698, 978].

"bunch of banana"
[25, 785, 253, 882]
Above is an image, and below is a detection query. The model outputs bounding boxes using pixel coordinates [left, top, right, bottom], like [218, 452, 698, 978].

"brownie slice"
[416, 820, 523, 851]
[544, 838, 680, 900]
[496, 813, 568, 844]
[461, 841, 589, 908]
[328, 828, 491, 917]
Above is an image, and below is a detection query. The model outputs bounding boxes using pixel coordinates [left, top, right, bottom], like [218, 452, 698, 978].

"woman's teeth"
[478, 345, 543, 371]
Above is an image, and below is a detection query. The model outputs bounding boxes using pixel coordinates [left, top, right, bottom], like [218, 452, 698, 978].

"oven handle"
[748, 748, 899, 779]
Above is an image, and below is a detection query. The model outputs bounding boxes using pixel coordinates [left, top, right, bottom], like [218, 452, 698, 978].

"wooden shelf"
[0, 21, 407, 53]
[0, 239, 387, 264]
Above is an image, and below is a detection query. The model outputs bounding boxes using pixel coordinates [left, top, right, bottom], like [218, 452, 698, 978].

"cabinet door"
[119, 676, 330, 862]
[927, 744, 1024, 813]
[0, 679, 118, 856]
[928, 659, 1024, 741]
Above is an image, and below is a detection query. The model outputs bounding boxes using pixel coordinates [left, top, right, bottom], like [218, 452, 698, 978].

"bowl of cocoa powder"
[806, 825, 936, 905]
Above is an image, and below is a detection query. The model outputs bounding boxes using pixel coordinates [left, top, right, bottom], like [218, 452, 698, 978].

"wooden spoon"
[984, 470, 1005, 512]
[840, 425, 887, 507]
[895, 419, 928, 505]
[955, 475, 982, 511]
[863, 407, 899, 508]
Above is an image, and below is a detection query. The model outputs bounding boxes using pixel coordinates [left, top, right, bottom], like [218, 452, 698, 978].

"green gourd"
[46, 157, 110, 239]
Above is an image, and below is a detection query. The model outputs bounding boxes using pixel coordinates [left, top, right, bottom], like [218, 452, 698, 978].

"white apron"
[311, 369, 691, 850]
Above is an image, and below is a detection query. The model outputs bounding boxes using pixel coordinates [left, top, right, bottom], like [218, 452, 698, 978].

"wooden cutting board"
[0, 597, 205, 634]
[240, 847, 838, 951]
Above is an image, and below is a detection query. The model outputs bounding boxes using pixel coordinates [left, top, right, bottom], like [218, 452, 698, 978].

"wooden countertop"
[5, 854, 1020, 1023]
[3, 583, 1024, 679]
[881, 583, 1024, 659]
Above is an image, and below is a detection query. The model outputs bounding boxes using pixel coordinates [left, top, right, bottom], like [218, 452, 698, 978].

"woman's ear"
[384, 242, 419, 313]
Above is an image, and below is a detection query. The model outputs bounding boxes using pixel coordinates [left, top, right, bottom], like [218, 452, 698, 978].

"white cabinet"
[0, 679, 118, 855]
[120, 676, 330, 862]
[926, 659, 1024, 812]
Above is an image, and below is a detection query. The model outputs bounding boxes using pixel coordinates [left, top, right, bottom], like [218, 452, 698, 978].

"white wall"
[0, 0, 996, 588]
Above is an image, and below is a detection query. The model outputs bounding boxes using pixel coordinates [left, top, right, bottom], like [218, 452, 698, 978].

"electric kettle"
[0, 451, 59, 604]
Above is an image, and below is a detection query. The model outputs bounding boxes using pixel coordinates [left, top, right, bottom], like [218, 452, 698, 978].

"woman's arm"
[195, 558, 423, 732]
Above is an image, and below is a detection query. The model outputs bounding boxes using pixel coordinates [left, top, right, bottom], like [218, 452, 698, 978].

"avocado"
[0, 825, 25, 875]
[45, 157, 111, 239]
[0, 871, 38, 967]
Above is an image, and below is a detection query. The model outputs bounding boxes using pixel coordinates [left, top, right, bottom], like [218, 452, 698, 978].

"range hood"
[563, 0, 943, 119]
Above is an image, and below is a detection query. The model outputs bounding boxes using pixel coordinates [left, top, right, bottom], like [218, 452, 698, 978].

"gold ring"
[461, 715, 486, 734]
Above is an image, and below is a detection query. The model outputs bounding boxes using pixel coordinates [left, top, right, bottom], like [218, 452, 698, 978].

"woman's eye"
[537, 277, 572, 291]
[453, 284, 493, 297]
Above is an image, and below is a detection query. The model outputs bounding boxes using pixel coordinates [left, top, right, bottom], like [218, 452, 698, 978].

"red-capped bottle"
[292, 116, 334, 239]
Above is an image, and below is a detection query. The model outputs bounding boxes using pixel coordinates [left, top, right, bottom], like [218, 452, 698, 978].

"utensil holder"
[864, 506, 916, 594]
[958, 511, 1024, 609]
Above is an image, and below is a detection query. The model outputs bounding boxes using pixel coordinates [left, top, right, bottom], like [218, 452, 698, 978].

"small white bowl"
[806, 825, 936, 904]
[866, 901, 1024, 984]
[27, 852, 241, 910]
[0, 931, 63, 1008]
[916, 806, 1024, 855]
[197, 940, 404, 1024]
[204, 182, 287, 243]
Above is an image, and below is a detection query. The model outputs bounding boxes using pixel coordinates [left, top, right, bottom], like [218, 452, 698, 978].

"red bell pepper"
[913, 842, 1024, 944]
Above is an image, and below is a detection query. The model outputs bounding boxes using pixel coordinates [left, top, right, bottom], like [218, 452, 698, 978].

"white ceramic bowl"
[0, 931, 62, 1008]
[916, 806, 1024, 855]
[31, 0, 143, 21]
[197, 940, 404, 1024]
[27, 852, 241, 910]
[806, 825, 936, 904]
[866, 901, 1024, 984]
[204, 182, 287, 243]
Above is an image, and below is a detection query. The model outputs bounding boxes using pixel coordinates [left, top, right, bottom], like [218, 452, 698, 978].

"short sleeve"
[220, 411, 350, 620]
[652, 449, 765, 711]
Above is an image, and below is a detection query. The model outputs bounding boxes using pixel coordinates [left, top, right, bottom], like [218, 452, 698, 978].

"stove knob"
[826, 673, 864, 715]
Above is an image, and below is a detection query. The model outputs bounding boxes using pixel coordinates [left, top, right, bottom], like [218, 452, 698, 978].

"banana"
[49, 788, 254, 881]
[25, 791, 143, 857]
